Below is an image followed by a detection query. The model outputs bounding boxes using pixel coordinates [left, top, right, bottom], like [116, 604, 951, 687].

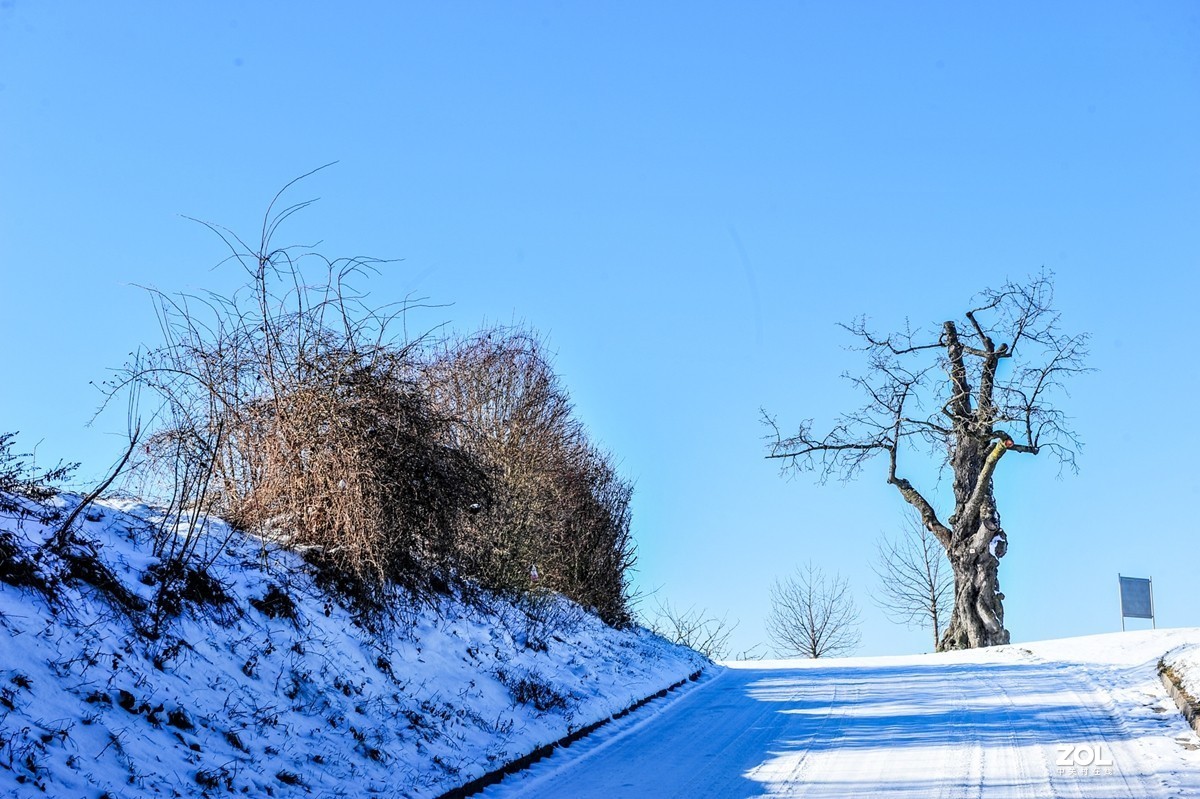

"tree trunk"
[939, 440, 1010, 650]
[940, 538, 1009, 649]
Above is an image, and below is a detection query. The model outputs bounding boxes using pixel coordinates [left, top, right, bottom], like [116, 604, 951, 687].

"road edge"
[435, 668, 706, 799]
[1158, 658, 1200, 736]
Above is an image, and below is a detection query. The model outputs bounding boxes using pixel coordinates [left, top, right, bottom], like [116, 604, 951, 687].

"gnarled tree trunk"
[939, 431, 1011, 649]
[941, 488, 1009, 648]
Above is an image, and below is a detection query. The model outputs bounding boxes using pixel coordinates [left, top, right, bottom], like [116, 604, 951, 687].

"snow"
[483, 630, 1200, 798]
[7, 492, 1200, 798]
[0, 494, 705, 798]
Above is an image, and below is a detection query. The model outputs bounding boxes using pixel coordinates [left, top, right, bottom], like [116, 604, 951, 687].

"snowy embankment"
[0, 495, 706, 798]
[1158, 638, 1200, 735]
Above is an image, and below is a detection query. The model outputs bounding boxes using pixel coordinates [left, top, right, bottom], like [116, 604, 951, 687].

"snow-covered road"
[481, 631, 1200, 798]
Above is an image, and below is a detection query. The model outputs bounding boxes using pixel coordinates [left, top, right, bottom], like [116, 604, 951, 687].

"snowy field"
[485, 629, 1200, 798]
[0, 494, 705, 798]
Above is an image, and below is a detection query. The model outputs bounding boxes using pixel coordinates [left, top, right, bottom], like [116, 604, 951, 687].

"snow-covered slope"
[0, 494, 706, 798]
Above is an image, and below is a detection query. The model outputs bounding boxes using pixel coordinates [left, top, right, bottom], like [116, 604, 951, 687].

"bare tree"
[872, 512, 952, 650]
[766, 562, 861, 658]
[763, 272, 1087, 649]
[644, 599, 736, 660]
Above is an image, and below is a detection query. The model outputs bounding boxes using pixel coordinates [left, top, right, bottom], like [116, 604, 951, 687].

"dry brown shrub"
[222, 351, 485, 593]
[425, 330, 635, 624]
[110, 184, 486, 602]
[109, 179, 635, 625]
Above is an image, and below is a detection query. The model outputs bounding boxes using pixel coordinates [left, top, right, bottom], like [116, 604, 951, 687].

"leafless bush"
[108, 176, 486, 604]
[518, 589, 583, 652]
[644, 599, 736, 660]
[766, 562, 861, 658]
[0, 432, 76, 522]
[0, 432, 76, 592]
[424, 331, 572, 589]
[424, 330, 636, 624]
[104, 177, 638, 627]
[0, 419, 147, 606]
[494, 665, 569, 713]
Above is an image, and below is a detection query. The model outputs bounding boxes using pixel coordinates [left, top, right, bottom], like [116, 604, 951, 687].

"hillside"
[0, 493, 705, 798]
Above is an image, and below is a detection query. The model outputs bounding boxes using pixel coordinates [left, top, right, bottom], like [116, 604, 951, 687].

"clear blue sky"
[2, 2, 1197, 656]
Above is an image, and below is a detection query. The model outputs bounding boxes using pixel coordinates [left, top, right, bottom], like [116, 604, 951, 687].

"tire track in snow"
[981, 651, 1163, 799]
[768, 679, 843, 793]
[1068, 659, 1172, 799]
[989, 658, 1081, 799]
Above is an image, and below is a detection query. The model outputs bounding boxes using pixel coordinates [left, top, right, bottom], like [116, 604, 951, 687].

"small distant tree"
[766, 562, 861, 658]
[872, 512, 952, 650]
[644, 599, 736, 660]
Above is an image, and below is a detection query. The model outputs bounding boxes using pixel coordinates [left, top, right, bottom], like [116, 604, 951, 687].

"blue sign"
[1119, 576, 1153, 620]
